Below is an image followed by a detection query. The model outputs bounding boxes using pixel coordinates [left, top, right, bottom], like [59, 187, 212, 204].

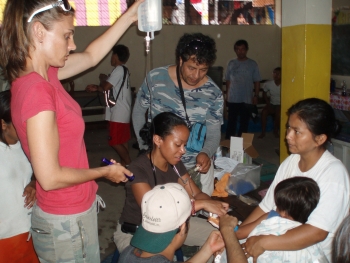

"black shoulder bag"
[104, 65, 128, 108]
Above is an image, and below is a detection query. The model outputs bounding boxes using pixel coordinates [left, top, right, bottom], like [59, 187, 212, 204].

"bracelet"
[190, 199, 196, 216]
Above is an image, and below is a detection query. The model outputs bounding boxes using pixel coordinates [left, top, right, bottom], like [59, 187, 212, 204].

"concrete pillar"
[280, 0, 332, 161]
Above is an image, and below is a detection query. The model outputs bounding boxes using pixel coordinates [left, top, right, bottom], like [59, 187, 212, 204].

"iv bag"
[138, 0, 162, 33]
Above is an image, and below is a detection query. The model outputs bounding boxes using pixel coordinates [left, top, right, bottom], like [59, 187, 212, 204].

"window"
[0, 0, 274, 26]
[0, 0, 128, 26]
[163, 0, 275, 25]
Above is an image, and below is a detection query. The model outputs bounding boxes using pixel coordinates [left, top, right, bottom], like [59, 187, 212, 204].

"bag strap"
[176, 65, 190, 126]
[113, 65, 128, 102]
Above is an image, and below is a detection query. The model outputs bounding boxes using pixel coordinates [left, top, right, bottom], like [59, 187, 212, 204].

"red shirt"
[11, 67, 98, 215]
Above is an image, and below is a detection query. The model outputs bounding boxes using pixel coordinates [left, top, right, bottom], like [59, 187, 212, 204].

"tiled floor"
[83, 124, 280, 261]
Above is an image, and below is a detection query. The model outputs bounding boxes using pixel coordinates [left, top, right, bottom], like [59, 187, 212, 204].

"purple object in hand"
[101, 158, 134, 181]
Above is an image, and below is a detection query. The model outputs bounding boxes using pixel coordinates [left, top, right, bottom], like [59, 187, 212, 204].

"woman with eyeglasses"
[0, 0, 142, 262]
[114, 112, 229, 254]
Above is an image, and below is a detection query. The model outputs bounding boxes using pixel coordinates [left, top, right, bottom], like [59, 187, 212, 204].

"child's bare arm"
[236, 213, 269, 239]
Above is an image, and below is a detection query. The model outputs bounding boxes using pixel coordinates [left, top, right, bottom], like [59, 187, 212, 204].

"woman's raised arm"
[58, 0, 142, 80]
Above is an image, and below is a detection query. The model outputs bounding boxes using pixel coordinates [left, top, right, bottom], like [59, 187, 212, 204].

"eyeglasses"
[27, 0, 71, 22]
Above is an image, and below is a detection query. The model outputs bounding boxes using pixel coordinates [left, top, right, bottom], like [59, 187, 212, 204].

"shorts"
[0, 232, 39, 263]
[108, 122, 131, 146]
[31, 199, 99, 263]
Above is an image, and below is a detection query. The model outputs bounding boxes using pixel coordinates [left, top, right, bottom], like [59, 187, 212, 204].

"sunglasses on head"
[27, 0, 71, 22]
[186, 39, 212, 52]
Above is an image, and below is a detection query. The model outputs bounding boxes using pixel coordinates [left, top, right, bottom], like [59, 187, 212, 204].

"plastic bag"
[226, 163, 261, 195]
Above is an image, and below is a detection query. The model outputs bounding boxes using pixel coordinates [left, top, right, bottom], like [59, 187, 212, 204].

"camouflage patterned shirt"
[132, 65, 223, 168]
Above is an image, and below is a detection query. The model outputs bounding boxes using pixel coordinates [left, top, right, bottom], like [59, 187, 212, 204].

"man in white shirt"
[258, 67, 281, 139]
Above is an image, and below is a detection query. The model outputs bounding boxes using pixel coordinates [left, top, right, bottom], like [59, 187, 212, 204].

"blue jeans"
[31, 199, 99, 263]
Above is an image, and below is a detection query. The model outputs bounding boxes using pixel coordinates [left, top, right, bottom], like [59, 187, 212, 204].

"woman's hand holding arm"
[27, 111, 132, 190]
[58, 0, 143, 80]
[244, 224, 328, 261]
[195, 199, 229, 216]
[177, 175, 228, 215]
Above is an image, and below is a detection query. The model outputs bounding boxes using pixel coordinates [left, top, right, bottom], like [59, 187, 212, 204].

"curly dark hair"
[175, 33, 216, 66]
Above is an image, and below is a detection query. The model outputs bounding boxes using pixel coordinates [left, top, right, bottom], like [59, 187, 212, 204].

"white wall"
[70, 25, 281, 91]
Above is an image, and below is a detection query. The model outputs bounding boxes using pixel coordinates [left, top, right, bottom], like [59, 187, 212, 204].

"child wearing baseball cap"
[118, 183, 226, 262]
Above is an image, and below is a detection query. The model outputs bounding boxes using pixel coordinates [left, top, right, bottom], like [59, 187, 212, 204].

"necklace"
[149, 152, 157, 185]
[149, 151, 195, 198]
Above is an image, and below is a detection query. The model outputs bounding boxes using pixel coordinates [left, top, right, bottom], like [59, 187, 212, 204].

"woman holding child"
[240, 98, 349, 262]
[0, 0, 140, 261]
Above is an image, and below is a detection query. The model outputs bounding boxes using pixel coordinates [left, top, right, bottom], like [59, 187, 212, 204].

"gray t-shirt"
[225, 58, 261, 104]
[119, 245, 181, 263]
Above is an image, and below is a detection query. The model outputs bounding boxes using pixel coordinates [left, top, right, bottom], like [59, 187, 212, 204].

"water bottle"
[138, 0, 162, 33]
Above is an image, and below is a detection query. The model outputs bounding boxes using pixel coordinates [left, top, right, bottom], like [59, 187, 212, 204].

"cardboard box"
[220, 133, 259, 164]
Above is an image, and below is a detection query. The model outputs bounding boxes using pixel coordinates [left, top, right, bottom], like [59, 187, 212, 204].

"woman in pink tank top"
[0, 0, 142, 261]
